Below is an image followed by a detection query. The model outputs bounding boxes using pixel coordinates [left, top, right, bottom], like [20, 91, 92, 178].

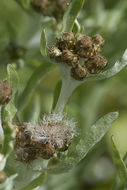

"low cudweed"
[48, 32, 108, 81]
[14, 113, 75, 163]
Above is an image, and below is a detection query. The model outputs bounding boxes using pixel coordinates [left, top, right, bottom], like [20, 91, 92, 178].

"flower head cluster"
[48, 32, 108, 80]
[0, 80, 12, 105]
[14, 113, 75, 163]
[30, 0, 70, 20]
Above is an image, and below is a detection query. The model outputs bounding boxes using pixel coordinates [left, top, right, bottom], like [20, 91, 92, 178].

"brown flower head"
[85, 54, 108, 74]
[56, 32, 76, 50]
[61, 50, 78, 67]
[71, 64, 87, 81]
[48, 45, 62, 59]
[48, 32, 107, 81]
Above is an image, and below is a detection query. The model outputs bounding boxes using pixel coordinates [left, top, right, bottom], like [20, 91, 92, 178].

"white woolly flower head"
[15, 113, 76, 163]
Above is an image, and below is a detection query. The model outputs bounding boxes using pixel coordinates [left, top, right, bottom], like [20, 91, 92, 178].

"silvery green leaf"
[111, 136, 127, 187]
[5, 154, 47, 189]
[17, 57, 52, 116]
[62, 0, 85, 32]
[19, 172, 47, 190]
[2, 64, 19, 121]
[40, 29, 47, 56]
[0, 154, 7, 171]
[86, 49, 127, 81]
[48, 112, 118, 174]
[0, 174, 17, 190]
[0, 106, 4, 145]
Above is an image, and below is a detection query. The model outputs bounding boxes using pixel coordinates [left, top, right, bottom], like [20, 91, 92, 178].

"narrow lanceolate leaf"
[40, 29, 47, 56]
[111, 137, 127, 187]
[18, 57, 52, 115]
[2, 64, 19, 121]
[86, 49, 127, 81]
[52, 80, 62, 110]
[48, 112, 119, 174]
[7, 64, 19, 94]
[62, 0, 85, 32]
[20, 172, 47, 190]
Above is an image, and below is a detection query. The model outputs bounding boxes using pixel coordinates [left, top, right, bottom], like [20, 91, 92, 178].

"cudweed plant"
[0, 0, 127, 189]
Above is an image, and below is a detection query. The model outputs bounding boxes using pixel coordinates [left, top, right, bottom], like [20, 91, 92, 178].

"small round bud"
[76, 34, 93, 58]
[76, 34, 92, 49]
[61, 50, 78, 67]
[85, 54, 108, 74]
[0, 171, 6, 183]
[0, 80, 12, 105]
[92, 34, 105, 46]
[56, 32, 76, 50]
[48, 45, 62, 59]
[71, 64, 87, 81]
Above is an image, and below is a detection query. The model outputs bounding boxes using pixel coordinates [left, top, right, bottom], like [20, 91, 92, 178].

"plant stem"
[54, 65, 80, 113]
[0, 105, 4, 145]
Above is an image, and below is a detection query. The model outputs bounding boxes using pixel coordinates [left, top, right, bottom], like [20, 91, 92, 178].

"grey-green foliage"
[111, 137, 127, 189]
[0, 0, 127, 189]
[48, 112, 118, 174]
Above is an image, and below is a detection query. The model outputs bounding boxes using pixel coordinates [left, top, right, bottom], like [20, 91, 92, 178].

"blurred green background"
[0, 0, 127, 189]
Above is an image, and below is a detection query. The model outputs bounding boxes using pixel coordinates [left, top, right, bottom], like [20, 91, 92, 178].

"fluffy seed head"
[85, 54, 108, 74]
[15, 113, 75, 163]
[0, 80, 12, 105]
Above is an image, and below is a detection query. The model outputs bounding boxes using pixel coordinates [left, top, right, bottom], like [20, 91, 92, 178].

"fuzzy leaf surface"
[48, 112, 118, 174]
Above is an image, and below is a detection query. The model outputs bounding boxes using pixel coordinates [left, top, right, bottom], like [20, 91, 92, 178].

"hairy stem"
[54, 66, 80, 113]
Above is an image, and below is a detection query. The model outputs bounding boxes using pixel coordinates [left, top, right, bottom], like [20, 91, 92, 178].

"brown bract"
[0, 80, 12, 105]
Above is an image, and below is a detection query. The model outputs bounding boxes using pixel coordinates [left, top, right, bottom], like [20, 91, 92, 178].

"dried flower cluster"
[14, 113, 75, 163]
[48, 32, 108, 80]
[30, 0, 70, 20]
[0, 80, 12, 105]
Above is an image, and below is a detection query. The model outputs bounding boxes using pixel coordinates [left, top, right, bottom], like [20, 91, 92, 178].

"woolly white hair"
[24, 113, 75, 150]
